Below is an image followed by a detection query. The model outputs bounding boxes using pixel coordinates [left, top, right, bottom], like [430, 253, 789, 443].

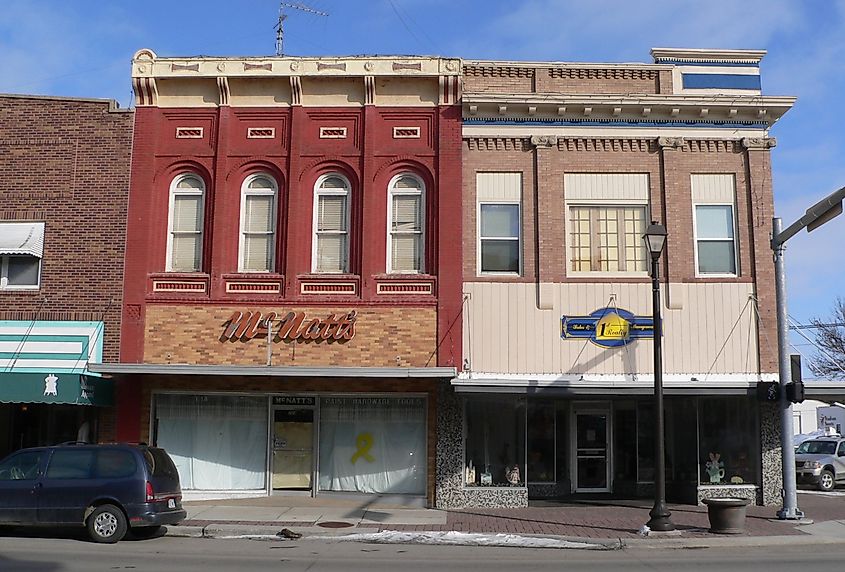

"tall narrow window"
[167, 175, 205, 272]
[239, 175, 277, 272]
[313, 174, 350, 273]
[476, 172, 522, 276]
[479, 204, 521, 274]
[691, 174, 738, 276]
[695, 205, 736, 274]
[388, 174, 424, 273]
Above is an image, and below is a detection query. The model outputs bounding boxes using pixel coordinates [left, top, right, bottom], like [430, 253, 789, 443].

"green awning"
[0, 373, 112, 406]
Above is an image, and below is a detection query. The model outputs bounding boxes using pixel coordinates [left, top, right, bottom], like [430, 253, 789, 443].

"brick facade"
[143, 304, 437, 367]
[0, 95, 132, 362]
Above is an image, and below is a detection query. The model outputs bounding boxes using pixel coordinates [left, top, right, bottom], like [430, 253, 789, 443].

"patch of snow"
[313, 530, 614, 550]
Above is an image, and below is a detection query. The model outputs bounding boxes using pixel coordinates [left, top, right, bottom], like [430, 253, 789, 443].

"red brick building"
[0, 95, 133, 456]
[91, 50, 462, 502]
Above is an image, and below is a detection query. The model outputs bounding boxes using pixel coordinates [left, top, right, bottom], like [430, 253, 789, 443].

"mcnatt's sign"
[223, 310, 357, 342]
[561, 307, 654, 348]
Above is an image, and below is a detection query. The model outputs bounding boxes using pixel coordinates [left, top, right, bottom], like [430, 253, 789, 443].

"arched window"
[167, 174, 205, 272]
[387, 174, 425, 273]
[312, 174, 350, 273]
[239, 174, 278, 272]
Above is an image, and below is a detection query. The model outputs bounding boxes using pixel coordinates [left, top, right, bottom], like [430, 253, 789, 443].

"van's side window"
[95, 450, 137, 479]
[45, 450, 95, 479]
[0, 451, 42, 480]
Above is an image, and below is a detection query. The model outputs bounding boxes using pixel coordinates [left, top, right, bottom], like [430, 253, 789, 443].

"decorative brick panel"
[175, 127, 203, 138]
[246, 127, 275, 139]
[143, 305, 438, 367]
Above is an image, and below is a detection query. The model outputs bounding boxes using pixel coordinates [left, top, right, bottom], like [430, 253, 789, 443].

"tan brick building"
[438, 49, 795, 509]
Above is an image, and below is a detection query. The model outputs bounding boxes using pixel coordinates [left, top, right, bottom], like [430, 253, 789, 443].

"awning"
[0, 372, 113, 406]
[0, 222, 45, 257]
[451, 373, 778, 397]
[87, 363, 457, 379]
[803, 381, 845, 400]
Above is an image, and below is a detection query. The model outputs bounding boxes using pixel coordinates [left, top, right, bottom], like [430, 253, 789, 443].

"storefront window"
[527, 402, 555, 483]
[636, 402, 655, 483]
[154, 394, 268, 490]
[318, 396, 426, 495]
[698, 398, 758, 485]
[464, 397, 525, 487]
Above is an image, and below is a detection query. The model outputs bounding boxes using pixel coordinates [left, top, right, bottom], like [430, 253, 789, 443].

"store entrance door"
[572, 407, 610, 493]
[271, 402, 315, 492]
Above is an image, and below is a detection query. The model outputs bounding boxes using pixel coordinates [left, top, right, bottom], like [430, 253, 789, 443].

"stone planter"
[702, 497, 750, 534]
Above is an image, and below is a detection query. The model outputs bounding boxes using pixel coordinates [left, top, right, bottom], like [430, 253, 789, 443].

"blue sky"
[2, 0, 843, 371]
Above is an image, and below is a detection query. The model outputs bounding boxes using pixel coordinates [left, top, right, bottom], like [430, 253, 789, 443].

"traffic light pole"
[773, 217, 802, 520]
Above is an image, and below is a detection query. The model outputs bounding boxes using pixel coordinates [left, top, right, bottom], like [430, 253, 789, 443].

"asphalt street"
[1, 535, 844, 572]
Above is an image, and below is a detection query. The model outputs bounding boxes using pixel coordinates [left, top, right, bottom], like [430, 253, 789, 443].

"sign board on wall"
[222, 310, 357, 343]
[561, 307, 654, 349]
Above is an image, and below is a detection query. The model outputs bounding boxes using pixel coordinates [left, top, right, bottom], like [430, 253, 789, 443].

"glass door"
[271, 407, 314, 491]
[574, 410, 610, 492]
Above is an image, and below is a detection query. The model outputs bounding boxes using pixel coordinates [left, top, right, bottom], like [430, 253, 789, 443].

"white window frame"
[238, 174, 278, 273]
[311, 173, 351, 274]
[692, 202, 738, 277]
[166, 174, 205, 273]
[565, 199, 650, 277]
[0, 255, 42, 290]
[386, 174, 425, 274]
[477, 200, 522, 276]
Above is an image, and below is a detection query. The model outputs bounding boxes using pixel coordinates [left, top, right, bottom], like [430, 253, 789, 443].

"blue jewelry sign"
[561, 307, 654, 348]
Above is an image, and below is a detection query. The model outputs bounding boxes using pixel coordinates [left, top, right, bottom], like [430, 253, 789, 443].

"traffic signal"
[756, 381, 780, 402]
[785, 354, 805, 403]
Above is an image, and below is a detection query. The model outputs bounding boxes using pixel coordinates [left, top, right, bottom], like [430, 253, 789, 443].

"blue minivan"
[0, 443, 186, 543]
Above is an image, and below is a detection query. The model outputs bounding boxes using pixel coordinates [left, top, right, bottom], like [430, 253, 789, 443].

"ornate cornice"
[658, 136, 685, 149]
[742, 137, 777, 150]
[530, 135, 558, 148]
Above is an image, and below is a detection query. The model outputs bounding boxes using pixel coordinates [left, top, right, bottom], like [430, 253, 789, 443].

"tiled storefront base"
[698, 485, 759, 504]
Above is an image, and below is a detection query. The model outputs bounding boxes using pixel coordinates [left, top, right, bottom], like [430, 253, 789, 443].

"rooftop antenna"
[275, 2, 329, 56]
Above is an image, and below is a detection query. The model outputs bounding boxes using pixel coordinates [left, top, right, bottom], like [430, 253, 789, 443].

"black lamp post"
[643, 221, 674, 532]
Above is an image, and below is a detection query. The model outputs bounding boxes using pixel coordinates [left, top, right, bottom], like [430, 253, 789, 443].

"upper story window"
[477, 173, 522, 275]
[564, 174, 649, 275]
[167, 175, 206, 273]
[691, 174, 738, 276]
[388, 174, 425, 274]
[312, 174, 350, 273]
[239, 174, 278, 273]
[0, 222, 44, 290]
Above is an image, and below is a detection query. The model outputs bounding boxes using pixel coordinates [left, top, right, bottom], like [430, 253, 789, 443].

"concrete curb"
[166, 523, 845, 550]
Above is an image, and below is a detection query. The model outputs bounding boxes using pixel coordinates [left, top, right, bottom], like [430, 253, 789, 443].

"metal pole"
[647, 255, 674, 531]
[773, 217, 803, 520]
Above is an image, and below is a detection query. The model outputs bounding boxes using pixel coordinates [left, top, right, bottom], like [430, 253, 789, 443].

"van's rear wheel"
[86, 504, 128, 543]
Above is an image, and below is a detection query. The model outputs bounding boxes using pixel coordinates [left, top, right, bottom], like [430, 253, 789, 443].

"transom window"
[167, 175, 205, 272]
[388, 174, 424, 274]
[312, 174, 350, 273]
[0, 222, 44, 290]
[239, 174, 278, 272]
[569, 206, 647, 273]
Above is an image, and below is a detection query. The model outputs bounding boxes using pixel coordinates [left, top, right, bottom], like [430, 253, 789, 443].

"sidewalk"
[171, 490, 845, 547]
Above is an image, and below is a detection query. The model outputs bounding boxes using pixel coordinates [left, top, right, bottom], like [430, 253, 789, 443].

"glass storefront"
[153, 393, 427, 496]
[318, 396, 426, 495]
[461, 396, 761, 499]
[155, 394, 268, 490]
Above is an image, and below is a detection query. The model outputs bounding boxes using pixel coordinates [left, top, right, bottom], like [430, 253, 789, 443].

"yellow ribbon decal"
[351, 432, 375, 464]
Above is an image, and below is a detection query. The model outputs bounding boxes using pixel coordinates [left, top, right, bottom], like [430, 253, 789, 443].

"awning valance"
[0, 222, 45, 257]
[0, 373, 112, 406]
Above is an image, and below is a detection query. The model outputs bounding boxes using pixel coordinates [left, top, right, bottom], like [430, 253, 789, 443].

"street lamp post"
[643, 221, 674, 532]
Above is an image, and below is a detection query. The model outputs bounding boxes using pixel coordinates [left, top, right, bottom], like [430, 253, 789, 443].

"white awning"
[0, 222, 45, 257]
